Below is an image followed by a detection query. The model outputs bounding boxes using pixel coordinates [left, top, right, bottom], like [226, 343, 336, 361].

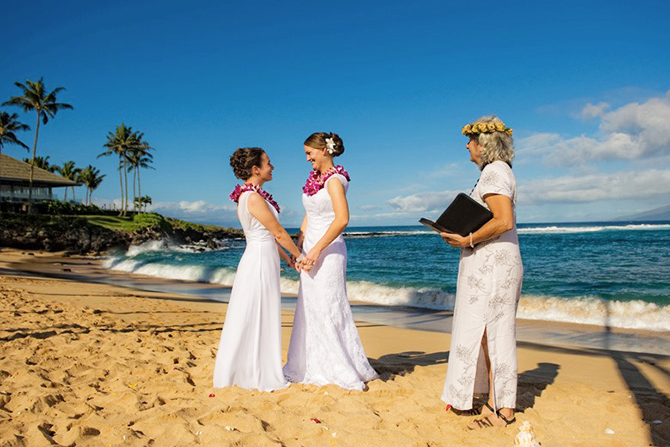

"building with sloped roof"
[0, 153, 79, 205]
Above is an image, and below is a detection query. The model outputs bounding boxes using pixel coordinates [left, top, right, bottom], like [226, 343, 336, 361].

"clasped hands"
[440, 232, 469, 248]
[289, 248, 321, 272]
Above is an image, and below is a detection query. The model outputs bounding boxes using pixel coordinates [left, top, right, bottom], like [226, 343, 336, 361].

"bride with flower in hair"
[283, 132, 378, 390]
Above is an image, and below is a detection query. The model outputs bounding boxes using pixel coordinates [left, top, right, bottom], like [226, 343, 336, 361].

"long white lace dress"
[213, 191, 289, 392]
[283, 174, 379, 390]
[442, 161, 523, 410]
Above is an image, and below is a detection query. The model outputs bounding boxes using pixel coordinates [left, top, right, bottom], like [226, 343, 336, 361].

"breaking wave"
[103, 255, 668, 332]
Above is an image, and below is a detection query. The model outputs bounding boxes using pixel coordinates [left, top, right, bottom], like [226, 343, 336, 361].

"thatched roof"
[0, 153, 78, 187]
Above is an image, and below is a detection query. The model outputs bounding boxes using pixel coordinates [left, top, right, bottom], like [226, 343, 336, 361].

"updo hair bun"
[229, 147, 265, 180]
[327, 132, 345, 156]
[304, 132, 345, 157]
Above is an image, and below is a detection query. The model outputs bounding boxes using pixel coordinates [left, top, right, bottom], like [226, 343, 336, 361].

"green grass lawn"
[80, 214, 238, 235]
[165, 217, 223, 232]
[80, 215, 136, 231]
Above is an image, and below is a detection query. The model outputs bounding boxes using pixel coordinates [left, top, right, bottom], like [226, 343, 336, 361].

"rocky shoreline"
[0, 214, 242, 254]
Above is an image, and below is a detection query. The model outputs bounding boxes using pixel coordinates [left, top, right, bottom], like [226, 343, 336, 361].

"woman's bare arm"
[247, 192, 302, 258]
[441, 193, 514, 248]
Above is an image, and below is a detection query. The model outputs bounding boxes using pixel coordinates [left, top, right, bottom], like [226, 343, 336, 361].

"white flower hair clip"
[325, 137, 336, 155]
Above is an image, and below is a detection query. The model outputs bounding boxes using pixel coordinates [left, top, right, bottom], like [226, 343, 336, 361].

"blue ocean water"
[105, 222, 670, 332]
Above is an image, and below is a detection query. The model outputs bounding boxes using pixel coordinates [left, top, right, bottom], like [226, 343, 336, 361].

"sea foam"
[104, 255, 669, 332]
[105, 257, 238, 285]
[517, 295, 670, 332]
[518, 223, 670, 234]
[122, 238, 235, 257]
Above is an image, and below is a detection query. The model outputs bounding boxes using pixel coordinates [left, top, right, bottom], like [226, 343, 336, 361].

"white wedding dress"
[283, 174, 379, 390]
[213, 191, 289, 392]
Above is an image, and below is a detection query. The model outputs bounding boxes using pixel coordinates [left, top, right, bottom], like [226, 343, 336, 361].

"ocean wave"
[104, 256, 454, 309]
[517, 295, 670, 332]
[518, 223, 670, 234]
[104, 257, 237, 284]
[125, 240, 173, 257]
[103, 257, 669, 332]
[123, 239, 233, 257]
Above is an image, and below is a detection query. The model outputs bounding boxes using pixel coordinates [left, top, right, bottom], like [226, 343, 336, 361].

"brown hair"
[229, 147, 265, 180]
[304, 132, 345, 157]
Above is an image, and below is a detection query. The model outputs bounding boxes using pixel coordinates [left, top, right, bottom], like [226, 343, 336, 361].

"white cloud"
[147, 200, 236, 222]
[518, 91, 670, 166]
[386, 190, 461, 214]
[90, 198, 305, 226]
[92, 197, 122, 210]
[150, 200, 233, 213]
[383, 169, 670, 218]
[520, 169, 670, 204]
[90, 199, 238, 224]
[347, 190, 464, 223]
[599, 94, 670, 156]
[581, 101, 609, 119]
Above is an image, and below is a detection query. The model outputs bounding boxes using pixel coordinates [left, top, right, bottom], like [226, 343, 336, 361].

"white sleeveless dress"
[283, 174, 379, 390]
[213, 191, 289, 392]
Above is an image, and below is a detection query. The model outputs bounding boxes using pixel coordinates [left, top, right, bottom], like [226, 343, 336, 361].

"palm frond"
[0, 112, 30, 149]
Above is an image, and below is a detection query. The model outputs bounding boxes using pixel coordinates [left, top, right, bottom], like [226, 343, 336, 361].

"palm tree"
[99, 124, 142, 216]
[79, 165, 106, 205]
[134, 195, 152, 213]
[3, 78, 73, 211]
[54, 161, 81, 202]
[126, 138, 154, 212]
[23, 155, 55, 172]
[0, 111, 30, 181]
[143, 195, 152, 213]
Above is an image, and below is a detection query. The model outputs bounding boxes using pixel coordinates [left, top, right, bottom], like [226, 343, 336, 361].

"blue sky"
[2, 0, 669, 227]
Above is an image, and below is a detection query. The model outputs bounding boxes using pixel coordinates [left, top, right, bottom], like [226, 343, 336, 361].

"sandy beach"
[0, 248, 668, 446]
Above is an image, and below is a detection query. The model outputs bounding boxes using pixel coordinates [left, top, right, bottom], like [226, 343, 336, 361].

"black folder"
[419, 193, 493, 236]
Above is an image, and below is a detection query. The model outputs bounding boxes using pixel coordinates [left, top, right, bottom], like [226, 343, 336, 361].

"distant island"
[614, 204, 670, 222]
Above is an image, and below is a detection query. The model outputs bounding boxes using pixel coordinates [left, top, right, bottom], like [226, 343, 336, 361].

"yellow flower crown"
[462, 121, 513, 136]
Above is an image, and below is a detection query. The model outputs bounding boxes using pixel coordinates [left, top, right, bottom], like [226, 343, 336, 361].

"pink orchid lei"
[302, 165, 351, 196]
[229, 183, 280, 213]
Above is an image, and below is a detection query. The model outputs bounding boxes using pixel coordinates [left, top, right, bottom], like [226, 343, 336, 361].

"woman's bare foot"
[480, 402, 494, 417]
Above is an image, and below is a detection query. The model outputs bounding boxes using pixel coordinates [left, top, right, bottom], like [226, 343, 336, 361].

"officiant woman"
[440, 116, 523, 430]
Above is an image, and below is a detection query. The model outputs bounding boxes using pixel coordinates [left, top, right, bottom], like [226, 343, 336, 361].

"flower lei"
[302, 165, 351, 196]
[462, 121, 513, 136]
[229, 183, 280, 213]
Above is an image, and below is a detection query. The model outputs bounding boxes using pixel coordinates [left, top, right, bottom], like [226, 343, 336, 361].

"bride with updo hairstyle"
[213, 147, 302, 392]
[283, 132, 379, 390]
[230, 147, 265, 180]
[303, 132, 345, 156]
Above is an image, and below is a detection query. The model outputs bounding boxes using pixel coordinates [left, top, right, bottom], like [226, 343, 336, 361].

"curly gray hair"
[473, 115, 514, 169]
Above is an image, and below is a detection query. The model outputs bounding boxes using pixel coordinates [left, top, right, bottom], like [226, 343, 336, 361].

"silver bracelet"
[469, 233, 474, 248]
[296, 254, 305, 263]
